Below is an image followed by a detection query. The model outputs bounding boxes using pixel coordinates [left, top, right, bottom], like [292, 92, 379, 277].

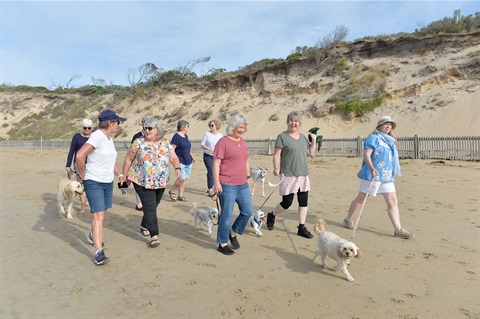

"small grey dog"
[191, 202, 218, 236]
[250, 167, 268, 197]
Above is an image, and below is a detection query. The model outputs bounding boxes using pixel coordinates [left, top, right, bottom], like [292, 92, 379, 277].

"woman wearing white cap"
[343, 116, 414, 239]
[65, 118, 93, 214]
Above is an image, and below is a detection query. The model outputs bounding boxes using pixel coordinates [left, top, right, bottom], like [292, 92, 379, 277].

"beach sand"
[1, 149, 479, 318]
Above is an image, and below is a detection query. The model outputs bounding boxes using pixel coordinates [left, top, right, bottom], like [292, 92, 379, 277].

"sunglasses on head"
[143, 126, 154, 131]
[83, 127, 92, 130]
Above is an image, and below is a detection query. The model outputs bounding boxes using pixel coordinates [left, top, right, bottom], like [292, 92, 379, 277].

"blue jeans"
[83, 179, 113, 213]
[203, 153, 214, 189]
[216, 183, 253, 244]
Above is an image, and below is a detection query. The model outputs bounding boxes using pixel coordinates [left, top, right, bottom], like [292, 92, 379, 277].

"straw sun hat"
[376, 116, 396, 130]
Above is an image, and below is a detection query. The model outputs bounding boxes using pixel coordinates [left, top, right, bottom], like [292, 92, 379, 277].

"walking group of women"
[65, 109, 414, 265]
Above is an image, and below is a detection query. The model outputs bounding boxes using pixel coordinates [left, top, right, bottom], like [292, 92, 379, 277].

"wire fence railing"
[1, 135, 479, 161]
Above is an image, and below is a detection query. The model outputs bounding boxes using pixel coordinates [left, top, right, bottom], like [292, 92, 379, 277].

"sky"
[1, 1, 478, 88]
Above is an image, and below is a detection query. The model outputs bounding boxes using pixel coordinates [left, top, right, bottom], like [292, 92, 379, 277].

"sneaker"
[217, 244, 235, 255]
[229, 233, 240, 250]
[343, 218, 354, 230]
[297, 226, 314, 239]
[87, 232, 104, 247]
[94, 249, 109, 265]
[394, 228, 415, 239]
[266, 212, 276, 230]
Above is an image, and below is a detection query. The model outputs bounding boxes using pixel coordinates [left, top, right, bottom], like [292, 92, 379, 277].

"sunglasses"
[209, 124, 215, 127]
[83, 127, 92, 130]
[143, 127, 155, 131]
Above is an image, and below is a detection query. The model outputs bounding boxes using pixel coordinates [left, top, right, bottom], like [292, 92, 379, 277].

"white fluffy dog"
[248, 209, 266, 236]
[250, 167, 267, 197]
[191, 202, 218, 236]
[313, 218, 361, 282]
[57, 177, 84, 219]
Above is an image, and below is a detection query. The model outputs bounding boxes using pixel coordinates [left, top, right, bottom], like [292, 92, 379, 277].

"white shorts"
[359, 179, 395, 196]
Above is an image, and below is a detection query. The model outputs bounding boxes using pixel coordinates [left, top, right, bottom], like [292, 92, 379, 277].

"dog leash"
[258, 174, 285, 211]
[210, 193, 221, 225]
[350, 178, 376, 240]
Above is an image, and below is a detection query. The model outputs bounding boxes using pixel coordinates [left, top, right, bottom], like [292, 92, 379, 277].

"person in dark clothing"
[65, 118, 93, 214]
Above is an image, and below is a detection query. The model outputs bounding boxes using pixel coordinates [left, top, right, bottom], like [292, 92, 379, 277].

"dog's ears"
[355, 248, 362, 258]
[337, 250, 344, 259]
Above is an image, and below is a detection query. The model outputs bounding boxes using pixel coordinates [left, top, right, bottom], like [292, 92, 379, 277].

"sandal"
[140, 227, 150, 236]
[177, 196, 188, 202]
[168, 190, 177, 201]
[150, 238, 160, 247]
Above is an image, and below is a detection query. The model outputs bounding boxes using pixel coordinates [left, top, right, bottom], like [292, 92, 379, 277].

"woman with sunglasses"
[65, 118, 93, 214]
[76, 109, 127, 265]
[201, 120, 223, 197]
[122, 117, 181, 248]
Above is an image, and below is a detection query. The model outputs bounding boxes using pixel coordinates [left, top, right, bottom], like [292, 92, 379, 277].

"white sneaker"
[343, 218, 354, 229]
[394, 228, 415, 239]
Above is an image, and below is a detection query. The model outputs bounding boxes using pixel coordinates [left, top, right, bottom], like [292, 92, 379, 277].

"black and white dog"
[250, 167, 268, 197]
[248, 209, 266, 236]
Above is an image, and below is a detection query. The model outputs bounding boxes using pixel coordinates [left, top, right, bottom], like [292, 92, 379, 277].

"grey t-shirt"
[275, 131, 309, 176]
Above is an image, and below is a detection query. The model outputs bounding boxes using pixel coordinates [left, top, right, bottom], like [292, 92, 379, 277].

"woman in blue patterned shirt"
[342, 116, 414, 239]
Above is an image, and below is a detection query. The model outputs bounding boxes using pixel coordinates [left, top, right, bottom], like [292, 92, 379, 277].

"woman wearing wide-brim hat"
[342, 116, 415, 239]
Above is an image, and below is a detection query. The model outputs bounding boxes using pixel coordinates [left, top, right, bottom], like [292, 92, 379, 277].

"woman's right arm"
[272, 147, 282, 177]
[213, 158, 222, 194]
[75, 143, 94, 180]
[121, 148, 137, 181]
[65, 136, 77, 169]
[363, 148, 377, 177]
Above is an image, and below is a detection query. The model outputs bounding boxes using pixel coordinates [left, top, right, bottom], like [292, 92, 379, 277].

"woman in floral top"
[121, 117, 181, 247]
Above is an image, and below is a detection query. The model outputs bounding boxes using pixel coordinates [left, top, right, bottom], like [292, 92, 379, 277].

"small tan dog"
[313, 218, 361, 282]
[57, 177, 84, 219]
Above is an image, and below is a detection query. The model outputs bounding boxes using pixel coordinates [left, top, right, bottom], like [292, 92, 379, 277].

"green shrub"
[336, 92, 387, 117]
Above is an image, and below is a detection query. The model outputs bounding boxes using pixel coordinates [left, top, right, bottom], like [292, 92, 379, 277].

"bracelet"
[175, 167, 181, 170]
[118, 174, 124, 177]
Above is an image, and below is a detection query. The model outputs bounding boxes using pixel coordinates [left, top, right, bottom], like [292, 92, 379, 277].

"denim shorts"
[83, 179, 113, 213]
[179, 163, 192, 179]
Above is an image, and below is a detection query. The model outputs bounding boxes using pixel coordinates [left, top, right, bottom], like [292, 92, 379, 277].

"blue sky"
[1, 1, 478, 88]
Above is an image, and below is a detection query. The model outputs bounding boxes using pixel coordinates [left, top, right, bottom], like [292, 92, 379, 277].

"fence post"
[356, 135, 363, 157]
[414, 135, 419, 159]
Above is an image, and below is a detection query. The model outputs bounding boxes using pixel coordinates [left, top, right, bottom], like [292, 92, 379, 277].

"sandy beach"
[0, 148, 479, 318]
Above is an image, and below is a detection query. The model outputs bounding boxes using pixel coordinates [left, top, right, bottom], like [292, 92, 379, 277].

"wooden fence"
[1, 135, 479, 161]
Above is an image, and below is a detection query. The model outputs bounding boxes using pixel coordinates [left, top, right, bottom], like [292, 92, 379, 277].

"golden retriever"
[57, 177, 84, 219]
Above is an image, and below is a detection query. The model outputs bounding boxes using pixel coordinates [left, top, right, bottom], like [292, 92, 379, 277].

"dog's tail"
[190, 202, 198, 214]
[314, 218, 326, 234]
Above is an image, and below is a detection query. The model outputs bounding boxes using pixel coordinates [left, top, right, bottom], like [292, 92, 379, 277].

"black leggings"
[133, 183, 165, 237]
[279, 191, 309, 209]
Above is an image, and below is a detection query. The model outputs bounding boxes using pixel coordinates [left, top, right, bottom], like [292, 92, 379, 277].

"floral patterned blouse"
[127, 137, 174, 189]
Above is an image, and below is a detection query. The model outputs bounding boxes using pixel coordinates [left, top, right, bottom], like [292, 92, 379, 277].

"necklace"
[228, 135, 242, 147]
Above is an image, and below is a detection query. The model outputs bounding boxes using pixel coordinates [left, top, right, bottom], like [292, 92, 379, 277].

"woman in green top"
[266, 111, 317, 238]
